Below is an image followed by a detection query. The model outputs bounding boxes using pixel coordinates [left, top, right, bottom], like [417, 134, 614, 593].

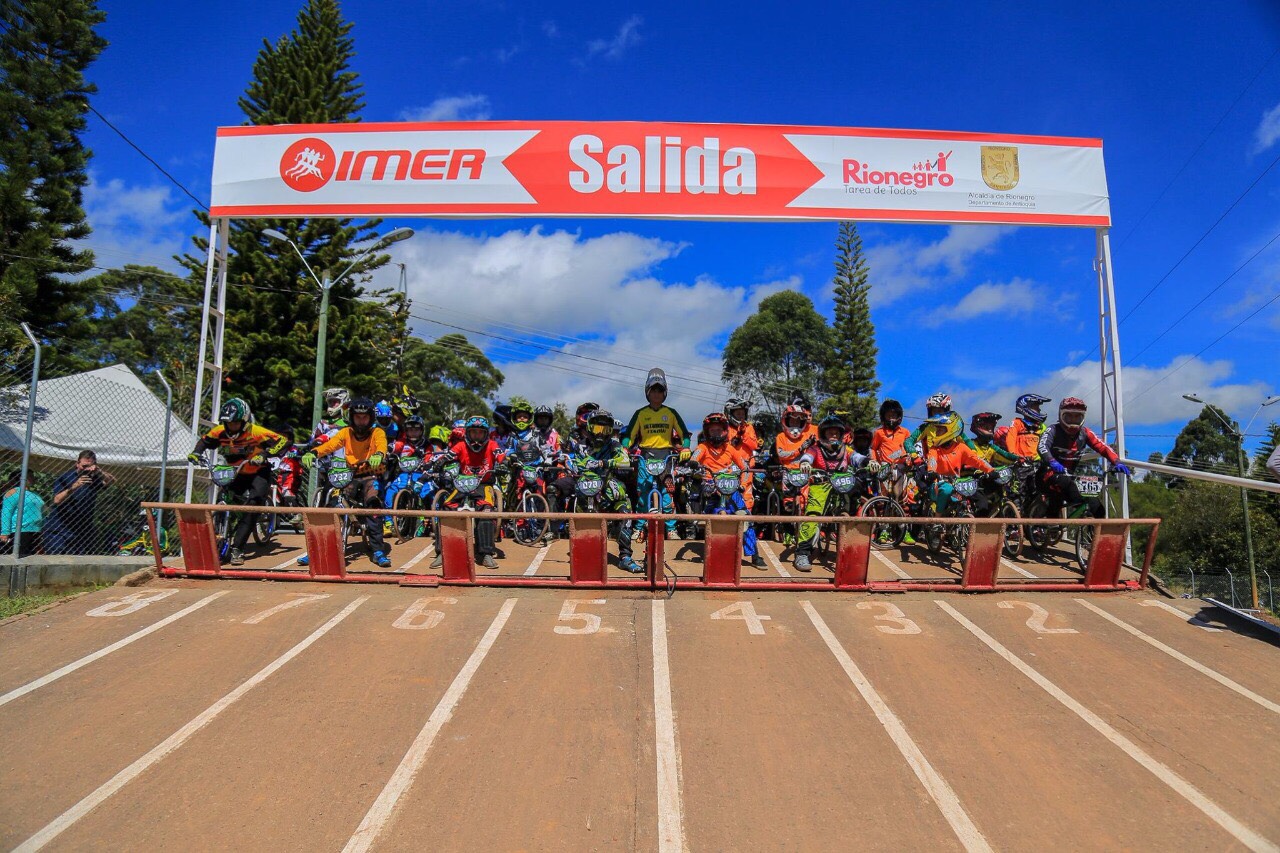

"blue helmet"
[1016, 394, 1050, 425]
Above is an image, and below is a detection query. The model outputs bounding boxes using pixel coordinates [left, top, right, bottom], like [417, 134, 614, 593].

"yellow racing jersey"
[624, 405, 690, 450]
[196, 424, 287, 474]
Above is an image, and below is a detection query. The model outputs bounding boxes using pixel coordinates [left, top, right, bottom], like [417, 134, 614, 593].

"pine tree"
[0, 0, 106, 365]
[822, 221, 880, 427]
[179, 0, 401, 429]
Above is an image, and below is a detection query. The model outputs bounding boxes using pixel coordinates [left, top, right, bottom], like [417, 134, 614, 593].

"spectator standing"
[43, 450, 115, 555]
[1, 468, 45, 556]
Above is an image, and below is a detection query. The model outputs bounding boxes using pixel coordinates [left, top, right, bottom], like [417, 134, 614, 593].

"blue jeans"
[708, 490, 756, 557]
[383, 472, 433, 509]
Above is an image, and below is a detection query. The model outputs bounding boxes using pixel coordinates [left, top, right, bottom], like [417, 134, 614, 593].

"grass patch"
[0, 582, 114, 620]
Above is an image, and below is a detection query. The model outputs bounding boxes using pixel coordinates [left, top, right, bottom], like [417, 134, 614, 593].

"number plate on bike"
[211, 466, 236, 487]
[992, 467, 1012, 485]
[522, 467, 539, 483]
[398, 456, 421, 472]
[645, 459, 667, 476]
[954, 478, 979, 497]
[830, 473, 855, 493]
[327, 466, 353, 487]
[455, 474, 482, 494]
[714, 472, 741, 495]
[577, 473, 603, 497]
[785, 469, 810, 488]
[1076, 476, 1103, 497]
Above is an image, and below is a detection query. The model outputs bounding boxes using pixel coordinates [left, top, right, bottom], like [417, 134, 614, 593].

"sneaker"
[429, 553, 443, 570]
[372, 550, 392, 569]
[877, 530, 891, 544]
[296, 554, 310, 567]
[794, 554, 812, 572]
[481, 554, 499, 570]
[902, 532, 916, 546]
[751, 553, 766, 569]
[229, 548, 245, 566]
[619, 557, 645, 574]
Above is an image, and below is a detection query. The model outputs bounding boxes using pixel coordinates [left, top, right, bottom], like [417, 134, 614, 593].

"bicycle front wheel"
[860, 496, 905, 550]
[998, 500, 1023, 560]
[513, 492, 550, 545]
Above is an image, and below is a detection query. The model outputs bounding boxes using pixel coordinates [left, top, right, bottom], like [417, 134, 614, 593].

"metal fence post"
[10, 324, 42, 595]
[155, 371, 173, 536]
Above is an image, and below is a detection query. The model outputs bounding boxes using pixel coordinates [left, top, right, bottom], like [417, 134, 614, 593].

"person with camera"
[43, 450, 115, 555]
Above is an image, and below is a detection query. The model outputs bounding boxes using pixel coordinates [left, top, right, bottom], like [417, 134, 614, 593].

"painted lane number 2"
[999, 600, 1078, 634]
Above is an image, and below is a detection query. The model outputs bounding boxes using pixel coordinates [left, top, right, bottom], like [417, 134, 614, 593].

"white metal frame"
[185, 217, 229, 502]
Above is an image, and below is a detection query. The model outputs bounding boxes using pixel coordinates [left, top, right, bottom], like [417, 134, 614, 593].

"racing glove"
[1048, 459, 1066, 475]
[1113, 463, 1131, 477]
[678, 448, 692, 463]
[300, 452, 317, 469]
[248, 453, 266, 466]
[368, 452, 385, 470]
[866, 460, 883, 474]
[186, 452, 203, 465]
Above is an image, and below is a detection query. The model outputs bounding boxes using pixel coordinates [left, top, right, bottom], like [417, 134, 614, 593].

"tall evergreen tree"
[179, 0, 401, 428]
[401, 335, 503, 426]
[1168, 405, 1242, 472]
[0, 0, 106, 365]
[821, 221, 880, 426]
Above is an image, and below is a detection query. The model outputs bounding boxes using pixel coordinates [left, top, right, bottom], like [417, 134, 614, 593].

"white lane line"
[758, 541, 792, 578]
[269, 555, 303, 571]
[16, 596, 368, 853]
[936, 600, 1279, 853]
[1139, 599, 1221, 632]
[0, 592, 228, 709]
[400, 542, 435, 572]
[1074, 599, 1279, 715]
[802, 601, 992, 852]
[522, 544, 552, 576]
[343, 599, 517, 853]
[872, 548, 913, 580]
[651, 599, 687, 853]
[1001, 558, 1038, 579]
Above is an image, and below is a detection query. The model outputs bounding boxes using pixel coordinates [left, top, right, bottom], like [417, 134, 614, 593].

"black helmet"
[533, 405, 553, 429]
[852, 427, 873, 455]
[724, 397, 750, 426]
[348, 398, 375, 439]
[879, 399, 903, 428]
[586, 409, 615, 446]
[817, 415, 845, 453]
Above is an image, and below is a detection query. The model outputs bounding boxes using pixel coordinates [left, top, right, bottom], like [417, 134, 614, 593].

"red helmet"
[1059, 397, 1087, 434]
[575, 402, 599, 428]
[782, 405, 809, 439]
[702, 412, 730, 446]
[969, 412, 1001, 441]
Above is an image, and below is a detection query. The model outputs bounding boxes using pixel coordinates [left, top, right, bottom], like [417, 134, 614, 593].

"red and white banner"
[210, 121, 1111, 227]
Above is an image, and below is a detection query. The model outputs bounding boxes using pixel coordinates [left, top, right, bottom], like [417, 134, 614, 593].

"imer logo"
[280, 138, 336, 192]
[278, 136, 487, 192]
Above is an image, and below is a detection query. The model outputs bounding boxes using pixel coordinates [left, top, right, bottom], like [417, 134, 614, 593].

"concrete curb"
[1, 555, 153, 595]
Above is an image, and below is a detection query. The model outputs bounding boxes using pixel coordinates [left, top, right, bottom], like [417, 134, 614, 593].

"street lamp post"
[263, 227, 415, 493]
[1182, 393, 1280, 611]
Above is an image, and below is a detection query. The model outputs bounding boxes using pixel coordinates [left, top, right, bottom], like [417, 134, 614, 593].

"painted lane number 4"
[710, 601, 771, 635]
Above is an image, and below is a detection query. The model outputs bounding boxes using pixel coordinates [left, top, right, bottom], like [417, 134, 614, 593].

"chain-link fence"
[1153, 566, 1277, 616]
[1, 329, 195, 591]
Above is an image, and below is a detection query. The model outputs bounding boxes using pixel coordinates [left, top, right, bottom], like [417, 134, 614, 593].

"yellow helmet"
[925, 412, 963, 446]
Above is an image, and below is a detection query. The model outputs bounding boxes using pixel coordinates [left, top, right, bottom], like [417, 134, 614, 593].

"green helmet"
[428, 425, 451, 447]
[219, 398, 251, 432]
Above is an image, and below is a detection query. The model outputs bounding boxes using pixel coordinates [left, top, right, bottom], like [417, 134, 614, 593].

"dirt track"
[2, 575, 1278, 851]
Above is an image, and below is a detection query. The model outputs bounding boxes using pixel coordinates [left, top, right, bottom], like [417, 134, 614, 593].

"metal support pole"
[1237, 434, 1258, 610]
[156, 371, 173, 535]
[1095, 227, 1131, 561]
[308, 270, 333, 498]
[187, 219, 221, 502]
[11, 324, 41, 593]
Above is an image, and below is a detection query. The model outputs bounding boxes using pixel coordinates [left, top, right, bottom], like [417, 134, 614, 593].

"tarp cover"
[0, 364, 195, 467]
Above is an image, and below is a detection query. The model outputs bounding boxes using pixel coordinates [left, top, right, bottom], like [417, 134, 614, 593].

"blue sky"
[80, 0, 1280, 460]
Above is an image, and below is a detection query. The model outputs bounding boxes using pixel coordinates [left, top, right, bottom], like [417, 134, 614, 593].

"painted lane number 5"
[556, 599, 612, 635]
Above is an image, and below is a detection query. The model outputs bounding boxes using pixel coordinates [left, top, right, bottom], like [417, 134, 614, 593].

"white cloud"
[865, 225, 1014, 307]
[399, 94, 492, 122]
[380, 227, 792, 418]
[918, 277, 1065, 328]
[587, 16, 642, 60]
[1252, 100, 1280, 154]
[919, 355, 1272, 432]
[79, 174, 188, 272]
